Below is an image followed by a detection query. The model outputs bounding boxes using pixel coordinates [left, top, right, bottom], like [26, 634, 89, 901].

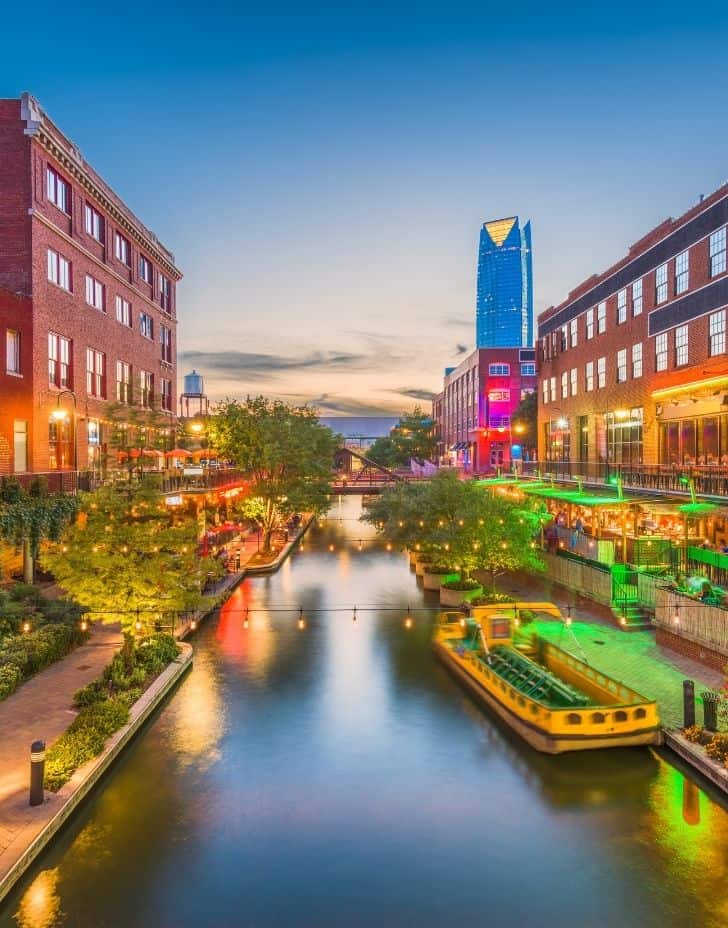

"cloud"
[179, 349, 371, 380]
[310, 394, 408, 416]
[390, 387, 436, 401]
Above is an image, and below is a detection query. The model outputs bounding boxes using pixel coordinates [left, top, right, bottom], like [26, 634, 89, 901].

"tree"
[363, 471, 544, 579]
[42, 482, 217, 631]
[0, 477, 77, 583]
[511, 391, 537, 456]
[209, 397, 338, 551]
[367, 406, 436, 469]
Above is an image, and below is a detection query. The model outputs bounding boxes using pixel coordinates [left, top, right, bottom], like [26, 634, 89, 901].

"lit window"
[84, 203, 103, 241]
[139, 370, 154, 408]
[569, 318, 578, 348]
[570, 367, 577, 396]
[632, 278, 643, 316]
[139, 255, 152, 284]
[160, 325, 172, 363]
[709, 310, 726, 357]
[655, 332, 668, 371]
[586, 308, 594, 339]
[597, 302, 606, 334]
[597, 356, 606, 388]
[549, 376, 556, 402]
[675, 324, 689, 367]
[139, 313, 153, 339]
[159, 274, 172, 312]
[561, 371, 568, 399]
[675, 250, 689, 295]
[542, 379, 549, 404]
[116, 361, 132, 404]
[632, 342, 642, 378]
[488, 363, 510, 376]
[48, 332, 72, 388]
[655, 262, 668, 304]
[617, 289, 627, 324]
[46, 166, 70, 214]
[115, 295, 132, 327]
[585, 360, 594, 392]
[710, 227, 726, 277]
[616, 349, 627, 383]
[47, 249, 71, 291]
[114, 232, 131, 266]
[6, 329, 21, 374]
[86, 348, 106, 398]
[520, 361, 535, 376]
[85, 275, 104, 311]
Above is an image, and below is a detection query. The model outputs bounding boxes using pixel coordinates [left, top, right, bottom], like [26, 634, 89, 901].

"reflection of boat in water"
[434, 603, 661, 754]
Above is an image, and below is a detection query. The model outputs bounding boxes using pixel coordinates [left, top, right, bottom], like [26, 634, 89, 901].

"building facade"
[0, 94, 182, 476]
[476, 216, 533, 349]
[433, 347, 537, 471]
[537, 184, 728, 478]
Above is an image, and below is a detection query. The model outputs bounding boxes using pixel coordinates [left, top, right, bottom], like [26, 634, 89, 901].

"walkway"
[0, 623, 122, 865]
[492, 569, 724, 729]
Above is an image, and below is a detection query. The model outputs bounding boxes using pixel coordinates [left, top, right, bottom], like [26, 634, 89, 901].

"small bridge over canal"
[332, 447, 406, 493]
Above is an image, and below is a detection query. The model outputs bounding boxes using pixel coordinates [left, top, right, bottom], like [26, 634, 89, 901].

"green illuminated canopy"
[677, 502, 719, 516]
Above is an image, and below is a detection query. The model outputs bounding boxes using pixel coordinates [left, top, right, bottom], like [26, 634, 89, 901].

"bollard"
[682, 680, 695, 728]
[701, 691, 720, 733]
[29, 740, 46, 806]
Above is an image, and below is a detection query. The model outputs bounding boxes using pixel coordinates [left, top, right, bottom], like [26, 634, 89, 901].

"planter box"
[415, 559, 435, 577]
[440, 585, 483, 606]
[422, 570, 459, 591]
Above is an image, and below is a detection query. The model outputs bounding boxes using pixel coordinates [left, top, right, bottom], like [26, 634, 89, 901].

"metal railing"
[521, 460, 728, 498]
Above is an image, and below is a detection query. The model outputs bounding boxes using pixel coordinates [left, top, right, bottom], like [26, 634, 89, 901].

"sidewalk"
[0, 623, 122, 861]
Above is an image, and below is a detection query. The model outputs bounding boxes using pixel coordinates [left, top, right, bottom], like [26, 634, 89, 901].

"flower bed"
[682, 726, 728, 772]
[44, 633, 179, 791]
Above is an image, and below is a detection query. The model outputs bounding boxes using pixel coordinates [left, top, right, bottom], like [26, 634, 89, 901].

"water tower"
[180, 370, 209, 418]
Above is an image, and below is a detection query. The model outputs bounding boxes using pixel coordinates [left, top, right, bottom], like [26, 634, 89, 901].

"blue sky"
[3, 2, 728, 413]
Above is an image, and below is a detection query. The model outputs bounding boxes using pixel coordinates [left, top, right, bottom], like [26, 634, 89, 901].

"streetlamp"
[51, 389, 78, 471]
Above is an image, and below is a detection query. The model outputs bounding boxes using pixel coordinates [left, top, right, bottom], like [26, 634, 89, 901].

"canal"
[2, 495, 728, 927]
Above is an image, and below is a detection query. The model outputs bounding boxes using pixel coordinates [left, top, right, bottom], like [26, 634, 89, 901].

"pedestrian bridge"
[332, 447, 404, 493]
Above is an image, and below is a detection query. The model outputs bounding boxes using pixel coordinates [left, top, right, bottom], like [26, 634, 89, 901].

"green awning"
[678, 502, 719, 516]
[520, 485, 646, 507]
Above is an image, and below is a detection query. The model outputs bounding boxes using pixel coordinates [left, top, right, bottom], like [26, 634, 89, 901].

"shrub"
[73, 680, 108, 707]
[442, 578, 482, 591]
[427, 564, 458, 575]
[704, 734, 728, 763]
[136, 633, 178, 672]
[0, 663, 22, 700]
[469, 588, 514, 606]
[683, 725, 703, 743]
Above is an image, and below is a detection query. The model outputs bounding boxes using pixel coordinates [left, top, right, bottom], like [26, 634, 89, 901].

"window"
[655, 332, 668, 371]
[586, 308, 594, 339]
[488, 389, 510, 402]
[710, 227, 726, 277]
[617, 289, 627, 324]
[116, 361, 132, 404]
[542, 379, 549, 404]
[115, 295, 132, 327]
[161, 378, 173, 412]
[632, 342, 643, 378]
[585, 360, 594, 392]
[47, 249, 71, 291]
[13, 420, 27, 472]
[520, 361, 535, 376]
[559, 371, 567, 399]
[597, 301, 606, 334]
[139, 370, 154, 408]
[84, 203, 103, 241]
[46, 166, 70, 214]
[570, 367, 577, 396]
[48, 418, 72, 470]
[139, 312, 153, 339]
[86, 348, 106, 398]
[709, 310, 726, 356]
[675, 324, 689, 366]
[85, 275, 105, 311]
[655, 262, 668, 304]
[675, 250, 689, 295]
[549, 376, 556, 402]
[606, 408, 643, 466]
[6, 330, 20, 374]
[139, 255, 152, 284]
[160, 325, 172, 363]
[560, 325, 568, 352]
[114, 232, 131, 266]
[488, 363, 510, 376]
[597, 357, 606, 389]
[159, 274, 171, 312]
[632, 278, 643, 316]
[616, 349, 627, 383]
[569, 318, 578, 348]
[48, 333, 72, 388]
[489, 414, 510, 428]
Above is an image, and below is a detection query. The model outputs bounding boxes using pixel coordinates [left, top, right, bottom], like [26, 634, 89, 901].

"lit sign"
[488, 390, 510, 403]
[165, 495, 183, 506]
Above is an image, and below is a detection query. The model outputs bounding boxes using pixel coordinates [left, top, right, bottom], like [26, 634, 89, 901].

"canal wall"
[664, 731, 728, 798]
[0, 643, 193, 905]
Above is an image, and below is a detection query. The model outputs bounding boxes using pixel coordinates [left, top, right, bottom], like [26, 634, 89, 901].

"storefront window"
[659, 413, 728, 466]
[606, 408, 643, 465]
[49, 419, 73, 469]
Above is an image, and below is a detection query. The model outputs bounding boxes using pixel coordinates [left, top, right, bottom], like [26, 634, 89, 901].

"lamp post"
[51, 389, 78, 473]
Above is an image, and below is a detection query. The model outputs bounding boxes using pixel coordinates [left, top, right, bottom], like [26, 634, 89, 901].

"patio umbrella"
[165, 448, 192, 457]
[191, 448, 218, 458]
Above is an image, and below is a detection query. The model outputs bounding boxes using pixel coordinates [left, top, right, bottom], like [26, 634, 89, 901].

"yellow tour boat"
[433, 603, 661, 754]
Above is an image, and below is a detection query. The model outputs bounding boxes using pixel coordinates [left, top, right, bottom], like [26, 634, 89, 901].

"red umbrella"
[165, 448, 192, 457]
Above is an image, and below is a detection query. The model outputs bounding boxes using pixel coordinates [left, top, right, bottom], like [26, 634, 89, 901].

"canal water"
[2, 496, 728, 928]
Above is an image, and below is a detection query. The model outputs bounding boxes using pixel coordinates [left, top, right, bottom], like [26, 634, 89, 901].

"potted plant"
[422, 563, 460, 591]
[414, 554, 436, 577]
[440, 576, 484, 606]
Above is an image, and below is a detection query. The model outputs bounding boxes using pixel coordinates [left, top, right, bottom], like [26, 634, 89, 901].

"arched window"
[591, 712, 606, 724]
[566, 713, 582, 725]
[614, 710, 628, 722]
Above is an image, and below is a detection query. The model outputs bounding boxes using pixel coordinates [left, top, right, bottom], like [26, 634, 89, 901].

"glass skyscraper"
[476, 216, 533, 348]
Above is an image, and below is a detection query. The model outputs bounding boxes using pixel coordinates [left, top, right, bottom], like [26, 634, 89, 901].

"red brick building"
[433, 347, 537, 471]
[0, 93, 182, 476]
[537, 183, 728, 480]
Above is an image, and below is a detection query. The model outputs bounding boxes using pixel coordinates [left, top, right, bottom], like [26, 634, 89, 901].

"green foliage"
[367, 407, 436, 469]
[511, 391, 537, 450]
[705, 734, 728, 763]
[363, 471, 544, 579]
[210, 397, 338, 550]
[469, 589, 515, 606]
[42, 483, 214, 631]
[0, 663, 22, 700]
[44, 699, 130, 791]
[442, 577, 482, 591]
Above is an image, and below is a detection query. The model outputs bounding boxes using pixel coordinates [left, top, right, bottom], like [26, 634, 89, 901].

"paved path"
[489, 569, 724, 729]
[0, 624, 122, 860]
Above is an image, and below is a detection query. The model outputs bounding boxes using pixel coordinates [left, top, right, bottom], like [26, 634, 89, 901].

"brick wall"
[0, 286, 33, 474]
[655, 627, 727, 673]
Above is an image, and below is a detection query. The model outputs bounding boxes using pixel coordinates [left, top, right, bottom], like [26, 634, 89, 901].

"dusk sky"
[3, 3, 728, 415]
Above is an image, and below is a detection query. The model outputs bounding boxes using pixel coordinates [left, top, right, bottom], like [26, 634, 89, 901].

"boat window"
[566, 713, 582, 725]
[633, 708, 647, 720]
[614, 710, 628, 722]
[591, 712, 606, 724]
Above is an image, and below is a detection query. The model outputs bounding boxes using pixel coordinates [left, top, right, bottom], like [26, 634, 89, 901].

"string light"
[328, 543, 335, 552]
[459, 616, 466, 628]
[135, 618, 142, 633]
[243, 609, 249, 629]
[404, 606, 413, 630]
[386, 542, 392, 551]
[22, 620, 31, 634]
[298, 608, 305, 631]
[352, 606, 357, 624]
[80, 618, 88, 632]
[190, 618, 197, 631]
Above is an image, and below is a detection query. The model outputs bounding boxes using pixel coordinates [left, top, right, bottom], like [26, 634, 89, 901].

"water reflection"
[3, 496, 728, 928]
